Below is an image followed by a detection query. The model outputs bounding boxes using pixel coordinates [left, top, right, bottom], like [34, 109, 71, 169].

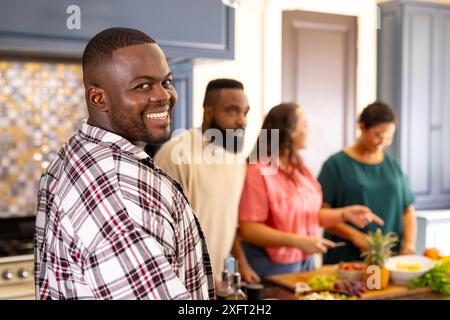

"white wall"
[193, 0, 265, 155]
[193, 0, 379, 154]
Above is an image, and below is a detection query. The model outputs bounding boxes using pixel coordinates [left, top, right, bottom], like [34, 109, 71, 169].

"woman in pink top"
[238, 103, 383, 278]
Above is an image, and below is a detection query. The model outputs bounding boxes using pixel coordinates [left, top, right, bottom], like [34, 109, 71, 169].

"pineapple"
[361, 228, 399, 266]
[361, 228, 399, 290]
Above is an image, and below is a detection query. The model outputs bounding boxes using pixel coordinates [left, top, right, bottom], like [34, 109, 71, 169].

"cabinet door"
[0, 0, 234, 59]
[438, 10, 450, 206]
[401, 5, 436, 200]
[378, 3, 402, 157]
[170, 61, 193, 132]
[379, 2, 450, 209]
[403, 5, 450, 209]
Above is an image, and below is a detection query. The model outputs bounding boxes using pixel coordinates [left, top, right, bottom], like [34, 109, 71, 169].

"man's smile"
[144, 110, 169, 120]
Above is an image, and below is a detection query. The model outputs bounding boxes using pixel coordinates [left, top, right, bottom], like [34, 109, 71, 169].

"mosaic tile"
[0, 61, 86, 218]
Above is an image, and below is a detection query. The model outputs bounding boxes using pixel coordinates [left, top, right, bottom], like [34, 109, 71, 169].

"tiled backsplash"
[0, 61, 86, 218]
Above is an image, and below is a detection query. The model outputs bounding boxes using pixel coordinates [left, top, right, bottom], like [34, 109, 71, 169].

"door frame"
[282, 10, 357, 147]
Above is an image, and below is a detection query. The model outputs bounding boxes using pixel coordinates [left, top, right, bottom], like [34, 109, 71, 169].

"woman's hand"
[351, 232, 370, 253]
[295, 236, 336, 254]
[239, 261, 261, 284]
[399, 243, 416, 255]
[342, 205, 384, 228]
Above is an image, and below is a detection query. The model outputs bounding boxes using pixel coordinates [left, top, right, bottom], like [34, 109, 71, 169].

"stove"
[0, 217, 35, 300]
[0, 239, 34, 257]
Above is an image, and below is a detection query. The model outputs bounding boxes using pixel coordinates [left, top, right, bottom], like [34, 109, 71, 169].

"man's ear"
[87, 86, 108, 112]
[203, 105, 214, 124]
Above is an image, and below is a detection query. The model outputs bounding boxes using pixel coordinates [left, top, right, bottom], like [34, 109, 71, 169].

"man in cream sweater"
[154, 79, 259, 285]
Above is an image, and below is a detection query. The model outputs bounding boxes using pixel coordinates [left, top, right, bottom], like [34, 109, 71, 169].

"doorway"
[282, 10, 357, 176]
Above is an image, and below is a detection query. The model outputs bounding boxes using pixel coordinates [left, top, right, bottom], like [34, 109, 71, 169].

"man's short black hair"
[82, 27, 156, 73]
[203, 78, 244, 108]
[206, 78, 244, 91]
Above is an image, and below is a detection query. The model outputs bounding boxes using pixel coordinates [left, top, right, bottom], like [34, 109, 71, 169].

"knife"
[333, 241, 347, 248]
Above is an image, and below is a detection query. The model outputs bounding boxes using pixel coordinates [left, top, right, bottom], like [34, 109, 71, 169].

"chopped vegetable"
[409, 260, 450, 295]
[396, 263, 422, 272]
[338, 262, 367, 271]
[307, 275, 338, 291]
[297, 291, 357, 300]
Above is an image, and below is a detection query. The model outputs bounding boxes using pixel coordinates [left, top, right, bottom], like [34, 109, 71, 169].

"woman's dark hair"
[251, 102, 303, 178]
[359, 101, 397, 129]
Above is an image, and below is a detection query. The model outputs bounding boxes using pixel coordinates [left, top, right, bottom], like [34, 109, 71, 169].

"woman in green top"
[318, 101, 416, 264]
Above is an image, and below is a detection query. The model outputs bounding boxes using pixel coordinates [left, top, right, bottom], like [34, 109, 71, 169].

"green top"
[318, 151, 414, 264]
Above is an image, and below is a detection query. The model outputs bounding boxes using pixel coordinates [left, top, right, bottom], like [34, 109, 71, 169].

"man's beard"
[145, 131, 171, 146]
[209, 118, 245, 154]
[142, 128, 172, 158]
[143, 105, 174, 146]
[109, 107, 173, 146]
[109, 111, 172, 157]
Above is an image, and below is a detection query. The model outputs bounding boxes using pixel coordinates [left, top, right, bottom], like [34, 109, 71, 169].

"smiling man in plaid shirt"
[34, 27, 215, 300]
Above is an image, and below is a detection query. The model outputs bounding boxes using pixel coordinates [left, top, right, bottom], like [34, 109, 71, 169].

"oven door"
[0, 255, 35, 300]
[0, 283, 35, 300]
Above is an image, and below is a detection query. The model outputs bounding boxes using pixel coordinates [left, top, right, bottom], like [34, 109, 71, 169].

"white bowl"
[385, 255, 434, 285]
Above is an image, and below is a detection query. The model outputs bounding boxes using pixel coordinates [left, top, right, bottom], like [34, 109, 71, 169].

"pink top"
[238, 163, 322, 264]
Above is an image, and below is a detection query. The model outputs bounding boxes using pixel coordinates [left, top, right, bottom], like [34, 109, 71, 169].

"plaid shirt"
[34, 121, 215, 300]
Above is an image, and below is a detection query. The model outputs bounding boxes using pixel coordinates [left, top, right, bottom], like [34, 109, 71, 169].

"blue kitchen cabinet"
[0, 0, 234, 60]
[378, 0, 450, 209]
[0, 0, 233, 132]
[170, 60, 193, 132]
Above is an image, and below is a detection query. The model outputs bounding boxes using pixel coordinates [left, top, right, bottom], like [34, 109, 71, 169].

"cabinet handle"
[430, 124, 442, 131]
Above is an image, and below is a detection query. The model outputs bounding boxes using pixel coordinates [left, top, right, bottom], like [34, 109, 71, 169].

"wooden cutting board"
[265, 265, 432, 300]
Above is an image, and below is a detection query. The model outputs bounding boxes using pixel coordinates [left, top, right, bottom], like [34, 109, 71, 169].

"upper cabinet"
[0, 0, 234, 59]
[378, 0, 450, 209]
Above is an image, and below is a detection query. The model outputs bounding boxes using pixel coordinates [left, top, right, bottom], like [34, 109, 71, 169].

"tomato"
[338, 263, 367, 271]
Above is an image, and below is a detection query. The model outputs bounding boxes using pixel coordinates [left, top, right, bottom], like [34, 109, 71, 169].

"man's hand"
[342, 205, 384, 228]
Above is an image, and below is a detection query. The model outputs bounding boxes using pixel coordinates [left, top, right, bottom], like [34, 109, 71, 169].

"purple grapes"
[334, 279, 367, 297]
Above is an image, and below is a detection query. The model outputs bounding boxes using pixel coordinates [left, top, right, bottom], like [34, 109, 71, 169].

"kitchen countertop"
[261, 282, 450, 300]
[259, 263, 450, 300]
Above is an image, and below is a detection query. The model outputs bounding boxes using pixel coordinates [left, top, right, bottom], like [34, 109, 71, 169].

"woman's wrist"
[340, 209, 348, 223]
[402, 242, 416, 251]
[349, 230, 365, 244]
[292, 235, 306, 250]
